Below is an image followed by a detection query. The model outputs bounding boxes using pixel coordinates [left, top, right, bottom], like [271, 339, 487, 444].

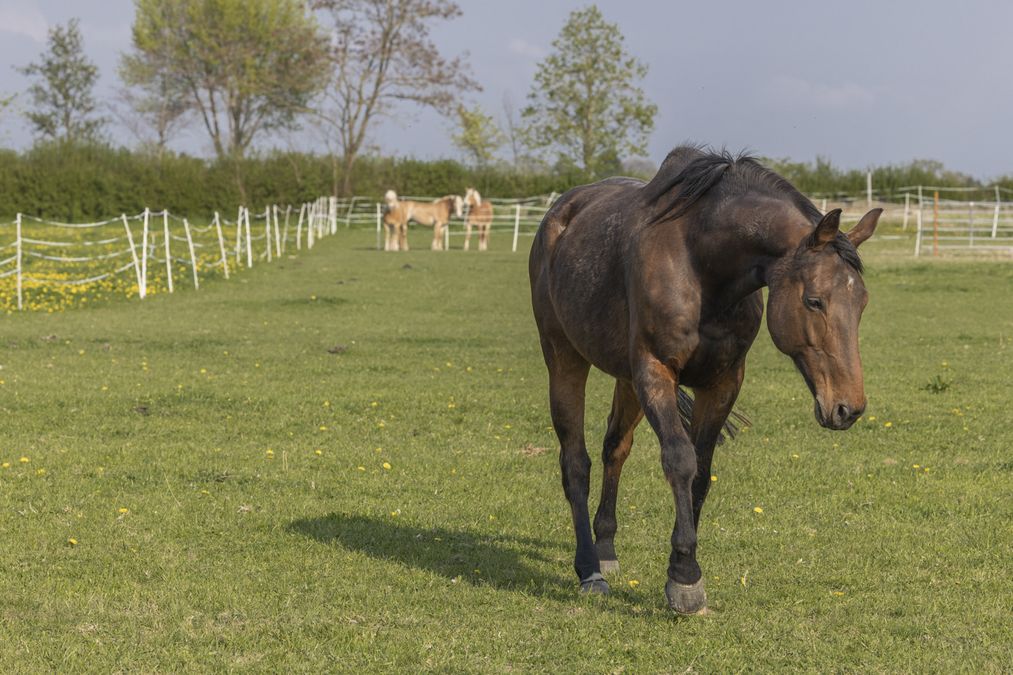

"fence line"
[1, 197, 337, 310]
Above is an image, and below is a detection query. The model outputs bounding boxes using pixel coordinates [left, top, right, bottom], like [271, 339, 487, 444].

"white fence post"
[512, 204, 521, 253]
[903, 193, 910, 231]
[15, 212, 22, 310]
[122, 213, 143, 298]
[235, 206, 243, 263]
[308, 201, 316, 249]
[214, 211, 229, 279]
[914, 208, 923, 256]
[162, 210, 174, 293]
[296, 203, 305, 250]
[376, 202, 382, 250]
[244, 207, 253, 268]
[330, 196, 338, 234]
[866, 171, 872, 208]
[993, 186, 1001, 239]
[183, 217, 199, 290]
[141, 208, 150, 298]
[282, 205, 291, 253]
[264, 206, 273, 263]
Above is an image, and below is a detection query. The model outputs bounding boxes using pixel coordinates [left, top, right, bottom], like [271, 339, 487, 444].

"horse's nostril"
[835, 404, 850, 424]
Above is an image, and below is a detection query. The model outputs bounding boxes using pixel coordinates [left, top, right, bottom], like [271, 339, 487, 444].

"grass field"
[1, 223, 1010, 672]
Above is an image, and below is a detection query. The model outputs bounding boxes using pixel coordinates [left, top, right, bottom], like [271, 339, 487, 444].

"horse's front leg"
[463, 220, 472, 251]
[689, 361, 746, 527]
[634, 357, 708, 615]
[431, 222, 442, 250]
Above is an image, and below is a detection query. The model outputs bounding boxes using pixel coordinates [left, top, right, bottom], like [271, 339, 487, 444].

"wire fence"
[0, 197, 339, 311]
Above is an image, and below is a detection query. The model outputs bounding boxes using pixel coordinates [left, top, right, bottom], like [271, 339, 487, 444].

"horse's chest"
[681, 303, 762, 387]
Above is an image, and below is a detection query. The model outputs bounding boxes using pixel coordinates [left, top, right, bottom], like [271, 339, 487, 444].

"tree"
[18, 19, 106, 143]
[124, 0, 330, 163]
[522, 6, 656, 177]
[313, 0, 479, 195]
[451, 104, 505, 166]
[118, 39, 191, 159]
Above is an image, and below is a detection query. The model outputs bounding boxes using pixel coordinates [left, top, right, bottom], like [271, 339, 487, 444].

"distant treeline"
[1, 143, 1009, 221]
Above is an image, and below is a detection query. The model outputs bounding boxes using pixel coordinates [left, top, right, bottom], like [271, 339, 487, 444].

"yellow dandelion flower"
[832, 591, 845, 597]
[753, 506, 764, 514]
[19, 456, 29, 463]
[628, 579, 640, 588]
[315, 450, 323, 456]
[884, 421, 893, 428]
[710, 475, 718, 482]
[323, 400, 330, 407]
[1, 462, 9, 469]
[382, 462, 392, 470]
[868, 415, 877, 422]
[370, 401, 378, 408]
[488, 515, 496, 521]
[68, 538, 78, 546]
[357, 466, 366, 472]
[319, 425, 328, 431]
[118, 507, 129, 514]
[912, 464, 920, 469]
[791, 453, 800, 460]
[36, 468, 46, 476]
[200, 368, 207, 374]
[78, 349, 84, 355]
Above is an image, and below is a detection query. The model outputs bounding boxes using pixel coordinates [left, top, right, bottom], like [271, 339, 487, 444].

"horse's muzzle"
[815, 399, 865, 430]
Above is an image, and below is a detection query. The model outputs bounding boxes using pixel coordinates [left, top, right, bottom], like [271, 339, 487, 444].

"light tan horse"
[463, 188, 494, 251]
[382, 191, 463, 251]
[383, 190, 410, 251]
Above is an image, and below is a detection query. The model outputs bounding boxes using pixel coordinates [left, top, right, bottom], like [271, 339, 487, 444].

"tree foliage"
[18, 19, 106, 144]
[125, 0, 330, 161]
[451, 104, 505, 166]
[312, 0, 479, 194]
[522, 5, 656, 177]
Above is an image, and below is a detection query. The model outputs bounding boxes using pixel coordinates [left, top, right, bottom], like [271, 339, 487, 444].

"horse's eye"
[804, 296, 824, 311]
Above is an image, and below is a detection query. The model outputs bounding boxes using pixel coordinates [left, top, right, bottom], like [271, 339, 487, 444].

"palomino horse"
[529, 146, 881, 614]
[462, 188, 493, 251]
[382, 191, 463, 251]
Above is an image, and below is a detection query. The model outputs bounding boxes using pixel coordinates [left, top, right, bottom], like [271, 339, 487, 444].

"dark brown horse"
[529, 146, 881, 614]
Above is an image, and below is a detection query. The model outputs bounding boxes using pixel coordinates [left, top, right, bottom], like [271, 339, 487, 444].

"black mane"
[642, 145, 863, 272]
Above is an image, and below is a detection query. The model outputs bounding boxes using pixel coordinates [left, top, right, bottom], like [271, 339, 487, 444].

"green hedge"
[0, 141, 1006, 221]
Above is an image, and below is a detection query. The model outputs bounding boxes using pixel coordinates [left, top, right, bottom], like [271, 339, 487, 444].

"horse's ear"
[847, 208, 882, 248]
[809, 209, 842, 250]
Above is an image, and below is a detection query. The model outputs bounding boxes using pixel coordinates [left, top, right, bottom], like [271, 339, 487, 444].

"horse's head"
[464, 187, 481, 208]
[383, 190, 398, 210]
[766, 208, 881, 430]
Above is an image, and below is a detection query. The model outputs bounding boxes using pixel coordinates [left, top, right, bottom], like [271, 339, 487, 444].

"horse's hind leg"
[541, 339, 605, 593]
[479, 223, 489, 251]
[593, 379, 643, 574]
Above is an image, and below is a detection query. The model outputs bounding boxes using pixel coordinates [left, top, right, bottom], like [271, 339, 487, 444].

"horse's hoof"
[599, 558, 620, 575]
[579, 573, 610, 595]
[665, 578, 707, 615]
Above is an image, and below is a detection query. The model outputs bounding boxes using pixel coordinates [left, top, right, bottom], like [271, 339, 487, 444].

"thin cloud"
[768, 75, 876, 109]
[0, 2, 47, 42]
[508, 37, 545, 60]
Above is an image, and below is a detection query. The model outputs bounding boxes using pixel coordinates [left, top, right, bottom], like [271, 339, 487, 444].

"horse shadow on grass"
[288, 513, 598, 605]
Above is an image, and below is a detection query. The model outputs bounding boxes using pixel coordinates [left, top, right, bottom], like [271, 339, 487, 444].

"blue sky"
[1, 0, 1012, 178]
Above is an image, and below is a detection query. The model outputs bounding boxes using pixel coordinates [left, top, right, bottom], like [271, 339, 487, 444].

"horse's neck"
[682, 198, 809, 305]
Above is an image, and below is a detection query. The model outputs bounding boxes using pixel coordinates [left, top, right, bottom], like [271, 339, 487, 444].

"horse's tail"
[676, 387, 751, 444]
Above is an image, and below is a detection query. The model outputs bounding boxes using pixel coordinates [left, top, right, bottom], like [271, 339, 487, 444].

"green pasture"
[0, 222, 1010, 671]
